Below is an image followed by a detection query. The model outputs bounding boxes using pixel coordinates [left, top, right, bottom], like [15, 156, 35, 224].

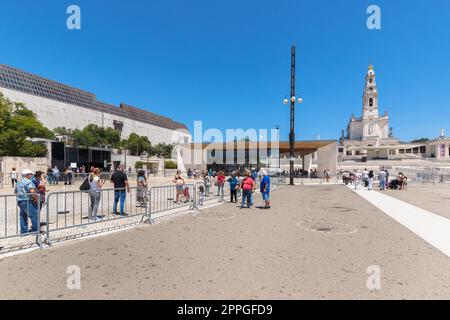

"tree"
[164, 160, 177, 169]
[66, 124, 121, 149]
[122, 133, 152, 156]
[0, 93, 54, 157]
[150, 143, 175, 159]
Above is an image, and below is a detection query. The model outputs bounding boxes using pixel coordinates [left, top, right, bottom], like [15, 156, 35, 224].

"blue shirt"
[16, 178, 35, 201]
[260, 176, 270, 193]
[229, 176, 238, 189]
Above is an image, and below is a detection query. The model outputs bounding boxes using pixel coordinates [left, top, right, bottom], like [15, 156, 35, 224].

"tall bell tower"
[362, 64, 379, 120]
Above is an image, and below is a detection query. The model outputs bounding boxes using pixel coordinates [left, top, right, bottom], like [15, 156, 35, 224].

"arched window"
[369, 98, 373, 107]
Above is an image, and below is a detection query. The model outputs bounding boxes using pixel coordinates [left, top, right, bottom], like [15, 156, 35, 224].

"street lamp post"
[283, 45, 303, 186]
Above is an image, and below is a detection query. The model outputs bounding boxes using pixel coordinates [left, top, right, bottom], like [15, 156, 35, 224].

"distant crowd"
[339, 168, 408, 191]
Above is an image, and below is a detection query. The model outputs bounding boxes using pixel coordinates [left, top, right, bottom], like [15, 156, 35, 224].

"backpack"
[79, 177, 91, 192]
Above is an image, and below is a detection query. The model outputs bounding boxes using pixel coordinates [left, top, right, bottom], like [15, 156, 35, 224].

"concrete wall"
[0, 156, 49, 186]
[317, 142, 338, 177]
[0, 88, 191, 146]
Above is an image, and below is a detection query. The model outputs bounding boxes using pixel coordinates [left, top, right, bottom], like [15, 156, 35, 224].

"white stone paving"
[349, 186, 450, 258]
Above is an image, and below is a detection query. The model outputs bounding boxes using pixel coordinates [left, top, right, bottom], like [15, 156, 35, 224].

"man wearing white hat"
[16, 169, 39, 234]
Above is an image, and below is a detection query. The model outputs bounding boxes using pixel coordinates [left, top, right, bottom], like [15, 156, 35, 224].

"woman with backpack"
[88, 168, 105, 221]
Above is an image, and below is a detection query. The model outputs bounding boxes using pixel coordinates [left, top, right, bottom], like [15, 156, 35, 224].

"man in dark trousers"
[110, 165, 130, 216]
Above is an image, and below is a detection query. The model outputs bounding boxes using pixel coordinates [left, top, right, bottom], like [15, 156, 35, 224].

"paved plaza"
[1, 184, 450, 299]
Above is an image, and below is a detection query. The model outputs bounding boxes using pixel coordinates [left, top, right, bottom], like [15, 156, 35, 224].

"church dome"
[368, 64, 375, 75]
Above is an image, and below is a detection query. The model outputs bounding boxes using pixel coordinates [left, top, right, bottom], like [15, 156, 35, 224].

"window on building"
[369, 98, 373, 107]
[113, 120, 123, 133]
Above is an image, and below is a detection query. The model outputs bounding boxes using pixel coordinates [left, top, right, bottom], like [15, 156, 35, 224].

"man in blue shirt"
[260, 170, 271, 209]
[16, 169, 39, 234]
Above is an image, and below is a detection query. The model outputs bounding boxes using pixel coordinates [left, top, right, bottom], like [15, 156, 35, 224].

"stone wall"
[0, 156, 49, 186]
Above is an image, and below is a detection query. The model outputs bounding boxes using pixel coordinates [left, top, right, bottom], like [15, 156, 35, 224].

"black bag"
[79, 177, 90, 192]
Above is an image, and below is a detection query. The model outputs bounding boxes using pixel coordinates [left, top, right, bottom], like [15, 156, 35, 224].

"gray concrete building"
[0, 64, 191, 146]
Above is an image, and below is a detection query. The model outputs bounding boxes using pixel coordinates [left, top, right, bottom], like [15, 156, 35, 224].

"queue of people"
[12, 165, 274, 234]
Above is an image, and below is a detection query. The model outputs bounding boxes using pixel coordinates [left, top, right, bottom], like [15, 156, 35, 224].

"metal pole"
[289, 45, 296, 186]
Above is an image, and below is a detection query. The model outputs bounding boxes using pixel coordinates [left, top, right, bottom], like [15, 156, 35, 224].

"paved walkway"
[1, 185, 450, 299]
[350, 186, 450, 258]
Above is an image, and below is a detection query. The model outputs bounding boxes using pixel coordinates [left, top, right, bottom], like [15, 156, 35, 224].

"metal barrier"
[43, 187, 147, 244]
[0, 193, 44, 252]
[146, 184, 196, 216]
[1, 175, 289, 253]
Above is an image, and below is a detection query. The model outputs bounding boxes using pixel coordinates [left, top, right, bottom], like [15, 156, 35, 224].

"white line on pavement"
[349, 186, 450, 258]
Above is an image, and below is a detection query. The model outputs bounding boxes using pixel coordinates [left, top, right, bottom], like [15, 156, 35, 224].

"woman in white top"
[88, 168, 105, 221]
[10, 168, 18, 187]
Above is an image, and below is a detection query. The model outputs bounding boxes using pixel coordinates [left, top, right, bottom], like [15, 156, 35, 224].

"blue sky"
[1, 0, 449, 142]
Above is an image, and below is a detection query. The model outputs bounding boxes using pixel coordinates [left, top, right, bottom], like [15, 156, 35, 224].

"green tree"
[122, 133, 152, 156]
[0, 93, 53, 157]
[164, 160, 177, 169]
[151, 143, 175, 159]
[70, 124, 121, 149]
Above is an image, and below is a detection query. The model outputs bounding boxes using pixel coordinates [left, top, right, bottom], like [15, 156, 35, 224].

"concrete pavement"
[1, 185, 450, 299]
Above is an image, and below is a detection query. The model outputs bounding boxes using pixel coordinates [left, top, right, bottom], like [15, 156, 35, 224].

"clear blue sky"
[1, 0, 449, 142]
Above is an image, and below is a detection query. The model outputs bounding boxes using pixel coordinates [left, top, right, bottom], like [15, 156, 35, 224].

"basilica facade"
[339, 65, 449, 162]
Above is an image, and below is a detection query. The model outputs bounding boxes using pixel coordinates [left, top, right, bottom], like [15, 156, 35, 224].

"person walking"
[368, 170, 374, 190]
[228, 171, 238, 203]
[10, 168, 18, 188]
[88, 168, 105, 221]
[240, 171, 255, 209]
[16, 169, 39, 234]
[110, 165, 130, 216]
[378, 168, 387, 191]
[362, 168, 369, 188]
[260, 170, 271, 209]
[137, 170, 148, 207]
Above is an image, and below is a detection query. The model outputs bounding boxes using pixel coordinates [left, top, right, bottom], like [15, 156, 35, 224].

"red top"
[217, 175, 225, 185]
[242, 177, 254, 191]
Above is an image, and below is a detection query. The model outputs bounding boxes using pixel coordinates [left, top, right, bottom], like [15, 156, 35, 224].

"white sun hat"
[21, 169, 34, 175]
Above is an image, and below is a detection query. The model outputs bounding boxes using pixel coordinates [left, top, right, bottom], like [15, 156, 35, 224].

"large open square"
[1, 0, 450, 306]
[1, 184, 449, 299]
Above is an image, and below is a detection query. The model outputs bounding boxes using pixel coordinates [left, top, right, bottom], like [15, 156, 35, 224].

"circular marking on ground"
[194, 211, 236, 221]
[296, 220, 358, 235]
